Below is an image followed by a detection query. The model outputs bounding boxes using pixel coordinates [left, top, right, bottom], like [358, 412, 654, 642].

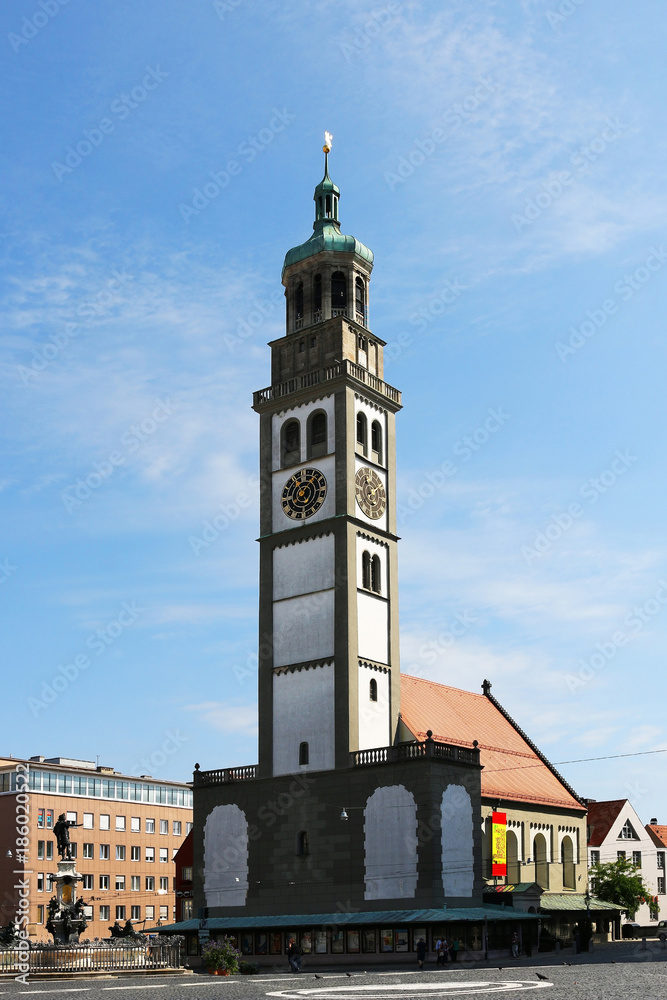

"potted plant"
[202, 937, 240, 975]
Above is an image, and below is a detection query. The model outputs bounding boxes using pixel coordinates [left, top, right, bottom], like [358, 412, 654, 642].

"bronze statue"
[53, 813, 82, 860]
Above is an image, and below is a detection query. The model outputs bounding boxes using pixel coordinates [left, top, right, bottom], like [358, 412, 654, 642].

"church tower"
[253, 139, 403, 778]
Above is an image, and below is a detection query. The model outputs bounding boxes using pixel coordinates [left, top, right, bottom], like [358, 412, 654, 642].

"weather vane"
[323, 131, 333, 153]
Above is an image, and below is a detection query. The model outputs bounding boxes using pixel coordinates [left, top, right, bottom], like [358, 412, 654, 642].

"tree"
[589, 858, 653, 919]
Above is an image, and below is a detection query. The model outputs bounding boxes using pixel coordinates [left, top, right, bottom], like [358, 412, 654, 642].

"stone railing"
[193, 764, 257, 786]
[351, 737, 480, 768]
[253, 359, 401, 408]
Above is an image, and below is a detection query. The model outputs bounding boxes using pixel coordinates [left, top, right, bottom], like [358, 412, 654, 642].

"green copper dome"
[282, 152, 373, 275]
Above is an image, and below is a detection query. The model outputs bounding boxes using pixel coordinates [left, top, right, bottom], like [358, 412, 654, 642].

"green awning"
[539, 894, 620, 913]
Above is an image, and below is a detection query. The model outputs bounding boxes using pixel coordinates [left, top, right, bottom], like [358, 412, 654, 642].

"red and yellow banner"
[491, 810, 507, 876]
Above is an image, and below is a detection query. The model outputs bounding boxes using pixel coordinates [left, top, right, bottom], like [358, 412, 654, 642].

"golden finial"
[323, 131, 333, 154]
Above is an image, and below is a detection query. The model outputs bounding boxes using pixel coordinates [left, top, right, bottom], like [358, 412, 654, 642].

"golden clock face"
[281, 468, 327, 520]
[355, 467, 386, 519]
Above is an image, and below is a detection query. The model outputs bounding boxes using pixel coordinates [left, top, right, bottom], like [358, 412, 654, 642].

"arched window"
[356, 412, 367, 454]
[296, 831, 309, 856]
[294, 282, 304, 330]
[308, 411, 327, 459]
[361, 551, 371, 590]
[281, 420, 300, 468]
[561, 836, 575, 889]
[298, 741, 309, 766]
[507, 830, 520, 884]
[298, 339, 305, 353]
[331, 271, 347, 315]
[313, 274, 322, 321]
[534, 833, 549, 890]
[369, 678, 377, 702]
[355, 277, 366, 326]
[371, 420, 382, 462]
[371, 554, 381, 593]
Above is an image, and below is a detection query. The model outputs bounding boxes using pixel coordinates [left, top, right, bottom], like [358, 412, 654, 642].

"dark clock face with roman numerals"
[355, 467, 386, 519]
[281, 468, 327, 520]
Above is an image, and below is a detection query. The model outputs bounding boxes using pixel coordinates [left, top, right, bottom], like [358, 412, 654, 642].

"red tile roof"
[399, 674, 585, 812]
[646, 824, 667, 848]
[585, 800, 627, 847]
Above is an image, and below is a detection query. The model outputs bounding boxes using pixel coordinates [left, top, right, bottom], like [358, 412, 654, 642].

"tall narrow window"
[281, 419, 300, 467]
[331, 271, 347, 315]
[299, 742, 309, 766]
[356, 412, 367, 454]
[362, 551, 371, 590]
[371, 554, 381, 594]
[294, 282, 304, 330]
[308, 411, 327, 459]
[297, 831, 309, 856]
[369, 678, 377, 702]
[371, 420, 382, 462]
[355, 277, 366, 326]
[313, 274, 322, 321]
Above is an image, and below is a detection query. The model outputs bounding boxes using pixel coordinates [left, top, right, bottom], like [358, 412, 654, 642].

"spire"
[313, 131, 340, 232]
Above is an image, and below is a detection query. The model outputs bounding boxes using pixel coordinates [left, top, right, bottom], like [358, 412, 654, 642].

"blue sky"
[1, 1, 666, 822]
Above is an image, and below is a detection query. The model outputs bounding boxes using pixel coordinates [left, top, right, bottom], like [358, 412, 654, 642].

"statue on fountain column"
[53, 813, 82, 860]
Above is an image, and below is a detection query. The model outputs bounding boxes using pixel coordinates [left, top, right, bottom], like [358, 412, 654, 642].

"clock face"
[281, 468, 328, 520]
[355, 467, 386, 520]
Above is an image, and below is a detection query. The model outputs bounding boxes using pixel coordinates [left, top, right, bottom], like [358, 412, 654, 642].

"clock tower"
[253, 141, 403, 778]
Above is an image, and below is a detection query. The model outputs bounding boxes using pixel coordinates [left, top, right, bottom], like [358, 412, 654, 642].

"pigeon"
[346, 972, 352, 977]
[497, 966, 503, 971]
[535, 972, 549, 981]
[315, 974, 323, 979]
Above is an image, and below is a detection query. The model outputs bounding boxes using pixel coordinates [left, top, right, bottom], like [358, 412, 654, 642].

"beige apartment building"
[0, 755, 192, 942]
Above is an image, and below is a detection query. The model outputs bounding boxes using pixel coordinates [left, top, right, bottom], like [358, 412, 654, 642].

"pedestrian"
[511, 932, 519, 958]
[449, 937, 459, 963]
[435, 936, 446, 966]
[416, 937, 427, 969]
[288, 938, 302, 973]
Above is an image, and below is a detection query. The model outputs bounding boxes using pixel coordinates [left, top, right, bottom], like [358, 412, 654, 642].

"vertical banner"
[492, 810, 507, 876]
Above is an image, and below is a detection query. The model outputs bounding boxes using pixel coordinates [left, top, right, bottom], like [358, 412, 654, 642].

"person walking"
[288, 938, 302, 973]
[511, 932, 519, 958]
[435, 936, 447, 966]
[416, 937, 427, 969]
[450, 937, 459, 963]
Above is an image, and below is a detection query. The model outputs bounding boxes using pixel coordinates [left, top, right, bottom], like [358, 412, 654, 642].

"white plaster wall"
[354, 456, 387, 531]
[355, 395, 387, 468]
[273, 663, 335, 775]
[203, 804, 248, 908]
[356, 535, 387, 596]
[357, 664, 390, 750]
[273, 533, 335, 600]
[364, 785, 418, 900]
[441, 785, 474, 898]
[272, 395, 335, 471]
[273, 589, 334, 667]
[357, 591, 388, 664]
[272, 454, 336, 532]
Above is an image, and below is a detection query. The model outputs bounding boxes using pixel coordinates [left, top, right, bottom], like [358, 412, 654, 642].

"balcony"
[253, 359, 401, 409]
[194, 764, 257, 786]
[351, 738, 480, 768]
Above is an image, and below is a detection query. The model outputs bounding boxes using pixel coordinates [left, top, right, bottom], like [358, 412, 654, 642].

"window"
[281, 419, 300, 467]
[100, 905, 110, 921]
[131, 846, 140, 861]
[131, 905, 141, 921]
[131, 875, 140, 891]
[116, 816, 126, 831]
[362, 550, 371, 589]
[294, 281, 304, 328]
[182, 899, 193, 920]
[173, 821, 181, 837]
[83, 813, 94, 829]
[145, 905, 155, 922]
[308, 411, 327, 459]
[299, 742, 309, 766]
[617, 850, 626, 861]
[146, 876, 155, 891]
[590, 850, 600, 865]
[99, 875, 109, 890]
[100, 844, 110, 860]
[181, 866, 193, 882]
[658, 877, 666, 895]
[331, 271, 347, 313]
[356, 411, 367, 453]
[37, 841, 45, 860]
[69, 842, 77, 859]
[37, 905, 44, 924]
[37, 873, 44, 892]
[619, 819, 637, 839]
[46, 809, 54, 828]
[100, 814, 110, 831]
[146, 818, 155, 834]
[371, 420, 382, 461]
[658, 853, 665, 870]
[159, 905, 168, 920]
[159, 876, 169, 891]
[115, 906, 126, 921]
[297, 831, 309, 856]
[46, 842, 53, 860]
[131, 817, 140, 833]
[66, 811, 77, 824]
[186, 822, 193, 835]
[146, 847, 155, 863]
[116, 845, 126, 861]
[82, 874, 93, 890]
[313, 273, 322, 318]
[172, 848, 178, 859]
[298, 338, 305, 353]
[355, 276, 366, 325]
[37, 808, 45, 828]
[632, 851, 642, 867]
[370, 678, 378, 702]
[371, 554, 381, 594]
[159, 848, 168, 863]
[160, 819, 168, 835]
[116, 875, 125, 891]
